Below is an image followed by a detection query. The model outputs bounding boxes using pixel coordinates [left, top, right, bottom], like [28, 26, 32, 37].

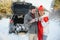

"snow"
[46, 20, 60, 40]
[0, 18, 10, 40]
[0, 18, 29, 40]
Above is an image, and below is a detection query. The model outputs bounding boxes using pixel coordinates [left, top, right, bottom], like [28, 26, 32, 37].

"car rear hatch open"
[11, 2, 32, 24]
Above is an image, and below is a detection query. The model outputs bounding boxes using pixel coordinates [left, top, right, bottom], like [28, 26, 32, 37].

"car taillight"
[10, 19, 13, 23]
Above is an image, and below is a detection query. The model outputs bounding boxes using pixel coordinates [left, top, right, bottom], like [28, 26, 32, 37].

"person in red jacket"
[37, 5, 49, 40]
[37, 5, 44, 40]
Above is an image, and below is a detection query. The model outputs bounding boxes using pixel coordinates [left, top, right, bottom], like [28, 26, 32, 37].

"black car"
[9, 2, 32, 34]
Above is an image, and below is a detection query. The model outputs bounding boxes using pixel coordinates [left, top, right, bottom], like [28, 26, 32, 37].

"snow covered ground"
[0, 18, 29, 40]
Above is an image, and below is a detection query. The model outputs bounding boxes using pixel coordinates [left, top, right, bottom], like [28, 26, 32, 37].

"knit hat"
[38, 5, 44, 11]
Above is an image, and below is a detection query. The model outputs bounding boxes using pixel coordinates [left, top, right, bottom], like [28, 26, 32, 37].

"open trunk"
[12, 15, 24, 25]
